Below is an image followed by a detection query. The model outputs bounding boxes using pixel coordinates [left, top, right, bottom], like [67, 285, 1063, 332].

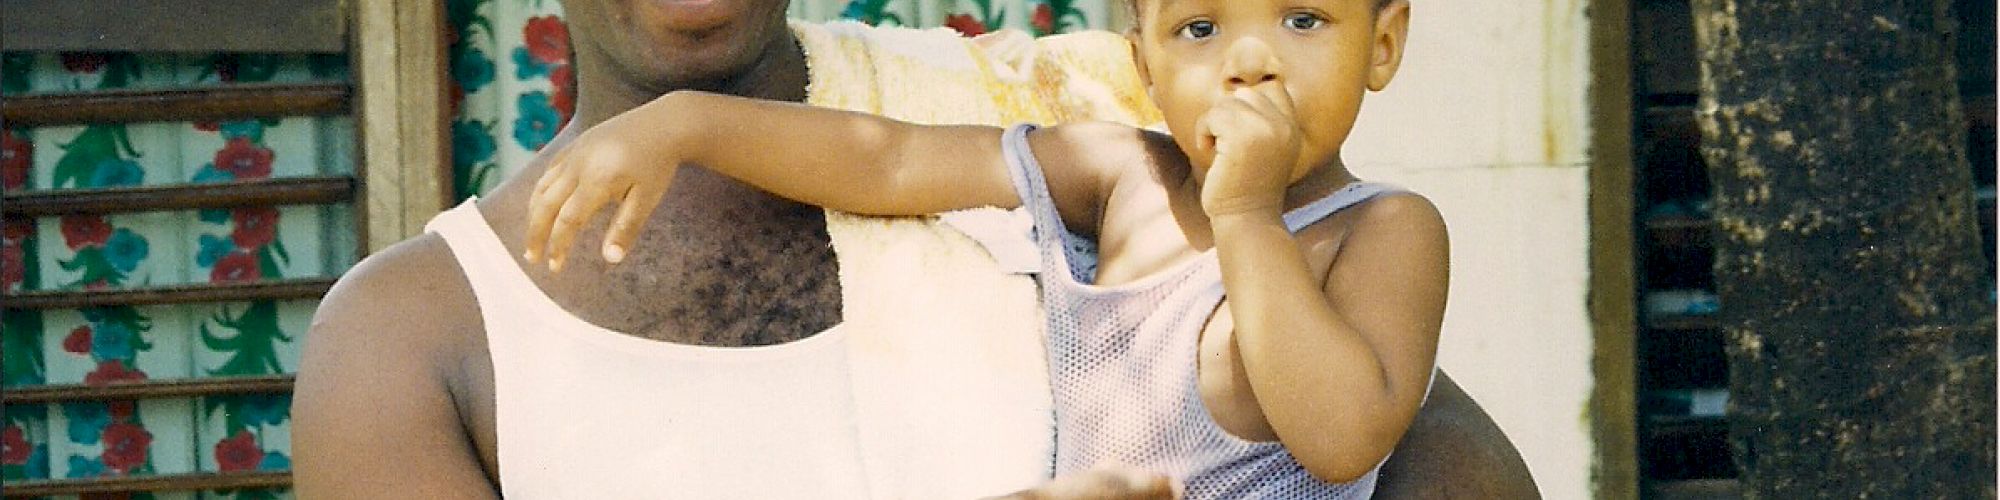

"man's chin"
[638, 0, 742, 33]
[631, 46, 758, 90]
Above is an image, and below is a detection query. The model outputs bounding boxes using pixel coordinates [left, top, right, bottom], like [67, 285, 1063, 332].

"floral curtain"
[1, 53, 353, 499]
[449, 0, 1125, 200]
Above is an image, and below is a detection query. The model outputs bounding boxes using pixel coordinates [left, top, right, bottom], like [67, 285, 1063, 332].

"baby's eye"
[1284, 13, 1325, 30]
[1177, 20, 1217, 40]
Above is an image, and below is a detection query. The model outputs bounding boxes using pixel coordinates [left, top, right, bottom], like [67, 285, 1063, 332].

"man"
[294, 0, 1539, 497]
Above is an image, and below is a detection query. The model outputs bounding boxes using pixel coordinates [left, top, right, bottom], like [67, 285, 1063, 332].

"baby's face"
[1129, 0, 1406, 180]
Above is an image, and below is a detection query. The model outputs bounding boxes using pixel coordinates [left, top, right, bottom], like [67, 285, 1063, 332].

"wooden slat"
[1647, 214, 1714, 250]
[1644, 479, 1743, 500]
[1643, 105, 1698, 145]
[4, 375, 292, 404]
[1646, 312, 1720, 332]
[0, 83, 348, 127]
[2, 471, 290, 497]
[2, 176, 354, 218]
[0, 0, 342, 53]
[1645, 414, 1728, 440]
[0, 278, 334, 310]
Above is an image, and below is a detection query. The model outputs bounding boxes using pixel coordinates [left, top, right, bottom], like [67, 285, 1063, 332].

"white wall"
[1343, 1, 1598, 498]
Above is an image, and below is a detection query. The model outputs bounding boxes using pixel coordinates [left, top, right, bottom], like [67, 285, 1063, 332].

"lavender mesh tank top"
[1001, 124, 1395, 499]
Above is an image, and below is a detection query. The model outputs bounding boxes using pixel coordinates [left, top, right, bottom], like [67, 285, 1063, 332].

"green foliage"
[201, 301, 291, 378]
[256, 243, 288, 282]
[58, 247, 120, 288]
[52, 126, 139, 190]
[1, 311, 45, 386]
[450, 0, 498, 44]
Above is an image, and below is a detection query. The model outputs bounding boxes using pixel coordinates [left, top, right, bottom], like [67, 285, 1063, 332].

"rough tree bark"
[1690, 0, 1996, 497]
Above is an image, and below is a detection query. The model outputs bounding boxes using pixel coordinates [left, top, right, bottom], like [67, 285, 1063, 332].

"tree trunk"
[1690, 0, 1997, 497]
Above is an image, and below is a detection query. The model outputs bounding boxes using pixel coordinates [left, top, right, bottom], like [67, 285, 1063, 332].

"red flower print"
[99, 422, 152, 474]
[1, 425, 29, 465]
[523, 16, 571, 65]
[944, 14, 988, 37]
[215, 430, 265, 472]
[2, 221, 24, 291]
[60, 53, 109, 74]
[85, 361, 149, 386]
[550, 64, 576, 123]
[230, 207, 280, 249]
[107, 400, 136, 422]
[211, 251, 262, 283]
[64, 325, 93, 354]
[1032, 4, 1056, 34]
[194, 121, 221, 132]
[60, 215, 112, 250]
[214, 137, 274, 179]
[1, 245, 21, 291]
[2, 220, 31, 242]
[449, 81, 467, 117]
[2, 129, 30, 190]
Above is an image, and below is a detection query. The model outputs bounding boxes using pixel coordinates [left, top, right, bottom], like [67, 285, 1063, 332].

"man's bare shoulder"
[308, 232, 483, 365]
[296, 231, 500, 496]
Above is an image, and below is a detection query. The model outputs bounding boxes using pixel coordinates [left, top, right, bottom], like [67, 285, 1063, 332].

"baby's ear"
[1126, 30, 1154, 89]
[1368, 0, 1413, 91]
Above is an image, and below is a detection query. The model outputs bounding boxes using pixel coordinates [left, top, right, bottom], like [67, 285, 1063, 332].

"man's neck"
[570, 30, 810, 129]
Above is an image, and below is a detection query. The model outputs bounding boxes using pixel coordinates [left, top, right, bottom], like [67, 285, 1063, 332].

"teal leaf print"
[454, 47, 497, 95]
[62, 403, 108, 445]
[453, 119, 498, 200]
[87, 158, 144, 188]
[512, 47, 551, 79]
[65, 455, 106, 478]
[101, 229, 149, 273]
[448, 0, 496, 44]
[512, 92, 561, 151]
[219, 120, 265, 142]
[0, 53, 31, 95]
[840, 0, 907, 26]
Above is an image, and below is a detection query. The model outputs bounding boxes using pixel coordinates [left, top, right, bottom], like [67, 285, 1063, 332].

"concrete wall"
[1343, 1, 1598, 498]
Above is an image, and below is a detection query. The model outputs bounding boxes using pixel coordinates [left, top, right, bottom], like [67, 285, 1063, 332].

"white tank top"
[426, 202, 874, 499]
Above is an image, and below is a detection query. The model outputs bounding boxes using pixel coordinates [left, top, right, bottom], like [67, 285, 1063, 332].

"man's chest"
[530, 207, 845, 346]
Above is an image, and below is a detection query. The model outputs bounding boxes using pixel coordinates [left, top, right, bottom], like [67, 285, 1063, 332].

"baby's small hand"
[1195, 82, 1301, 218]
[522, 116, 681, 272]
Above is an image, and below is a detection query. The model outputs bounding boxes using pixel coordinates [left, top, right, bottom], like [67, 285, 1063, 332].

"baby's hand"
[522, 113, 682, 272]
[1194, 82, 1301, 219]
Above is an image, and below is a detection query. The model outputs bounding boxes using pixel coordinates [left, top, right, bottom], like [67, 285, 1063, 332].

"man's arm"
[1374, 371, 1542, 499]
[293, 235, 497, 498]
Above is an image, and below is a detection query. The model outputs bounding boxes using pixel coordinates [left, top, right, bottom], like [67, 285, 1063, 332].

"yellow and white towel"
[792, 20, 1161, 499]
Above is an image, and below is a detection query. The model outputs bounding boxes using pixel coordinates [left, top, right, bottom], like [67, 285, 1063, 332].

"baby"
[526, 0, 1440, 497]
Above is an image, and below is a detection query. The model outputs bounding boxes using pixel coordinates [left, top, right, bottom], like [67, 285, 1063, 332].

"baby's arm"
[1213, 195, 1448, 484]
[1199, 85, 1446, 484]
[523, 90, 1018, 269]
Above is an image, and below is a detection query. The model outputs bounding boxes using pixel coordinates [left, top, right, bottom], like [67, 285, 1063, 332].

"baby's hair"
[1123, 0, 1400, 28]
